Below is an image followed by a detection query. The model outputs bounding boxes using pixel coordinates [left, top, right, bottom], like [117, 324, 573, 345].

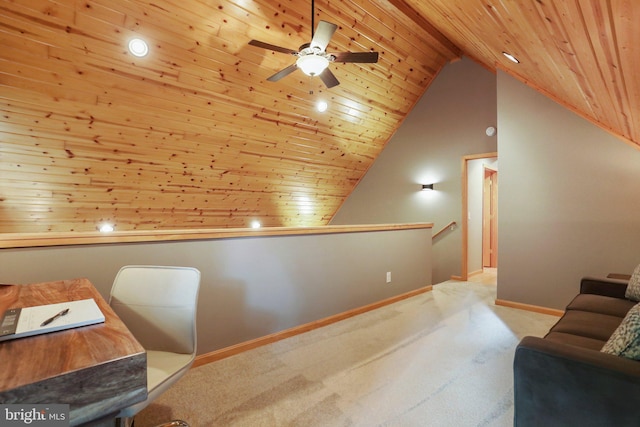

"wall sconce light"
[422, 184, 434, 191]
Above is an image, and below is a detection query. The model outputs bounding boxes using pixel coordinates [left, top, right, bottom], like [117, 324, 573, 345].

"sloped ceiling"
[1, 0, 637, 233]
[402, 0, 640, 146]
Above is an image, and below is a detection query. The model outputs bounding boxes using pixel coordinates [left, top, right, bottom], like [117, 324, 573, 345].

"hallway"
[468, 268, 497, 286]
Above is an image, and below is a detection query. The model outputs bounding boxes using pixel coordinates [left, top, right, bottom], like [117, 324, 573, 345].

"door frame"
[461, 152, 498, 281]
[482, 166, 498, 268]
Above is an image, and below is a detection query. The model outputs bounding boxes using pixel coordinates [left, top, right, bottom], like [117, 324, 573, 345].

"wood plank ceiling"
[1, 0, 638, 233]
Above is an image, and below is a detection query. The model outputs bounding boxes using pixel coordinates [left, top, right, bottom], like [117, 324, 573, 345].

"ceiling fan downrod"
[311, 0, 315, 39]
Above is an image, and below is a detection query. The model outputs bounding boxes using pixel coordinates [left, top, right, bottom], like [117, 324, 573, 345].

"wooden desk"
[0, 278, 147, 426]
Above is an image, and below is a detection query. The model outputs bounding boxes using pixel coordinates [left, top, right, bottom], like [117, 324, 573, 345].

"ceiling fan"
[248, 1, 379, 88]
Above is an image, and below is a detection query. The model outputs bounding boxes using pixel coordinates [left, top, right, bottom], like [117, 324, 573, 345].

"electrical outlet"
[386, 271, 391, 283]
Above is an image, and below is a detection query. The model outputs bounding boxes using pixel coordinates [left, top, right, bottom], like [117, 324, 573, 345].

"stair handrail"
[432, 221, 457, 240]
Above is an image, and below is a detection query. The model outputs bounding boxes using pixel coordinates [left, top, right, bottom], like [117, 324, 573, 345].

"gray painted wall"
[330, 57, 498, 284]
[497, 71, 640, 309]
[0, 228, 431, 354]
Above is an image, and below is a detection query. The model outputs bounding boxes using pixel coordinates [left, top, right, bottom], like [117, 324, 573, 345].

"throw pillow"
[625, 263, 640, 302]
[601, 302, 640, 360]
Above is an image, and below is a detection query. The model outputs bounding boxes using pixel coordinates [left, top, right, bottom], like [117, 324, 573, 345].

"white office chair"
[109, 265, 201, 427]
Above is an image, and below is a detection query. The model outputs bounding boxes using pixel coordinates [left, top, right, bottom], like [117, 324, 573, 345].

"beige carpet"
[135, 280, 558, 426]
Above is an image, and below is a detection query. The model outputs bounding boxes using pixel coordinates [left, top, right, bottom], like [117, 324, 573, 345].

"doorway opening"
[461, 152, 498, 281]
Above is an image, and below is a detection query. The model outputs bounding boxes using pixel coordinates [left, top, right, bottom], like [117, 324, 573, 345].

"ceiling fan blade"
[332, 51, 379, 63]
[319, 68, 340, 88]
[249, 39, 298, 55]
[267, 64, 298, 82]
[310, 21, 337, 52]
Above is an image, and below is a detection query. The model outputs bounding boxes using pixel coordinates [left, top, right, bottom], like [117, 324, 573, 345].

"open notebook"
[0, 298, 105, 342]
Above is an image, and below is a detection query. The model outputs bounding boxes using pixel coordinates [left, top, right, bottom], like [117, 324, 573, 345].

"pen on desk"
[40, 308, 70, 327]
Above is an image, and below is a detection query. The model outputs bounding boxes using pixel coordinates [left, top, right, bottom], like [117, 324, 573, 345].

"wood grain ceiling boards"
[401, 0, 640, 148]
[1, 0, 638, 234]
[0, 0, 459, 232]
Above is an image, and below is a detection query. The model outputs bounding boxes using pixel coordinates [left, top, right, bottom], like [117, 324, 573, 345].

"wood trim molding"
[432, 221, 456, 240]
[192, 284, 434, 368]
[0, 222, 433, 249]
[385, 0, 461, 58]
[495, 298, 564, 317]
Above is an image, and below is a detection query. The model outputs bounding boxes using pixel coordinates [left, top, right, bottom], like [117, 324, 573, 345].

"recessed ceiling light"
[251, 220, 261, 229]
[502, 51, 520, 64]
[128, 38, 149, 57]
[99, 223, 114, 233]
[297, 195, 314, 214]
[316, 101, 328, 112]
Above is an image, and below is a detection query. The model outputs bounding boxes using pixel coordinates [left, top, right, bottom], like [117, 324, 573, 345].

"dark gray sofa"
[514, 276, 640, 426]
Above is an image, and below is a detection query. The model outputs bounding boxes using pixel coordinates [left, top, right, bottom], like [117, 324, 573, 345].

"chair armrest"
[580, 276, 629, 298]
[514, 336, 640, 426]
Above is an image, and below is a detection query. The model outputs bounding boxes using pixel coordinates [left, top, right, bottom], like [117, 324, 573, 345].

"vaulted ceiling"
[1, 0, 638, 233]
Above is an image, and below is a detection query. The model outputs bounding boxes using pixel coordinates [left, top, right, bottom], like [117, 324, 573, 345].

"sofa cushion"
[625, 263, 640, 301]
[566, 293, 636, 318]
[544, 331, 607, 351]
[601, 303, 640, 360]
[549, 310, 623, 342]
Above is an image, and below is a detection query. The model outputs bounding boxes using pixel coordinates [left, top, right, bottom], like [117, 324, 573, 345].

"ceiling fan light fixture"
[297, 55, 329, 76]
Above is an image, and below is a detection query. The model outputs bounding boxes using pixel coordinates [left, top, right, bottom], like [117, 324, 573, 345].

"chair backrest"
[109, 265, 200, 354]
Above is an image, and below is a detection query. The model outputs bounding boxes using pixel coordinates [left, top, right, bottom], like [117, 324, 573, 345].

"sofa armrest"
[608, 273, 632, 280]
[514, 336, 640, 426]
[580, 276, 629, 298]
